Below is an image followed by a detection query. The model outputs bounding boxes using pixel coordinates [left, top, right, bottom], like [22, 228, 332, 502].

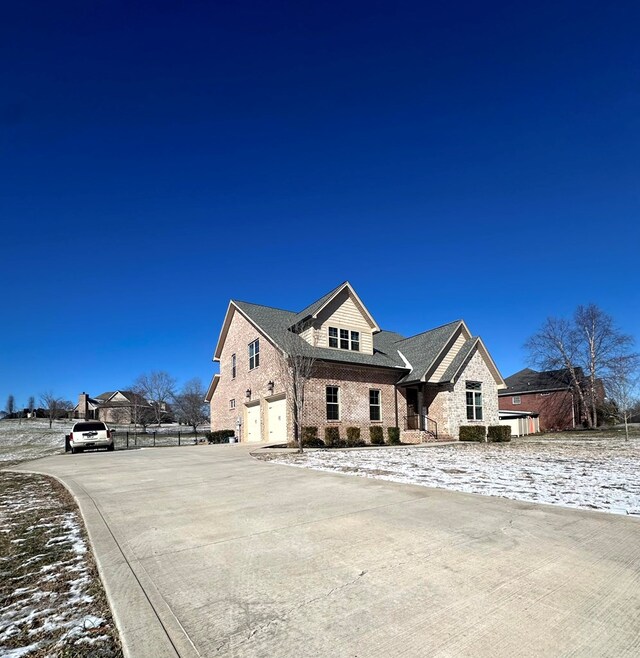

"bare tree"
[276, 325, 316, 453]
[126, 386, 154, 431]
[574, 304, 635, 428]
[172, 378, 209, 436]
[40, 393, 72, 428]
[134, 371, 176, 426]
[525, 316, 591, 426]
[6, 394, 15, 417]
[607, 355, 640, 440]
[526, 306, 636, 428]
[28, 395, 35, 418]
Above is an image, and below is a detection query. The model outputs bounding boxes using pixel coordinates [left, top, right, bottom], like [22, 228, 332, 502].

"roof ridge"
[394, 319, 462, 343]
[233, 299, 297, 314]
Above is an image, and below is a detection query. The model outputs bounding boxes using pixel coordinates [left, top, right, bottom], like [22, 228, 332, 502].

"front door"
[406, 388, 419, 429]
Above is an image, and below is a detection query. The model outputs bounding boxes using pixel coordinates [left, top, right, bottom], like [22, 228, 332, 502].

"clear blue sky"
[1, 1, 639, 408]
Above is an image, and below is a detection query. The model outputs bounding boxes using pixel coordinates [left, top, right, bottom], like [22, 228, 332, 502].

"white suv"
[69, 421, 115, 453]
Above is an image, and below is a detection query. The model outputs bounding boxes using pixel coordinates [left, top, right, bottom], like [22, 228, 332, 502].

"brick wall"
[450, 349, 500, 438]
[499, 390, 576, 430]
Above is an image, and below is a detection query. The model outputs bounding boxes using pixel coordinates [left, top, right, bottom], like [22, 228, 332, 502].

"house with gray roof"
[206, 282, 505, 443]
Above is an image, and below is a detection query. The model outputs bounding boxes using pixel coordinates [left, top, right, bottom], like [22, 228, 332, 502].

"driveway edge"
[5, 467, 199, 658]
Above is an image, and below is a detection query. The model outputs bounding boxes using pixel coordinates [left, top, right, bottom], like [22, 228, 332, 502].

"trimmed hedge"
[487, 425, 511, 442]
[387, 426, 401, 445]
[346, 427, 365, 447]
[324, 426, 340, 448]
[206, 429, 235, 444]
[459, 425, 486, 442]
[302, 426, 318, 441]
[370, 426, 384, 445]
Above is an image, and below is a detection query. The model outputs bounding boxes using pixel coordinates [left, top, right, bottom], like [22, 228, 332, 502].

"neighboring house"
[498, 368, 589, 431]
[206, 282, 505, 444]
[73, 390, 154, 424]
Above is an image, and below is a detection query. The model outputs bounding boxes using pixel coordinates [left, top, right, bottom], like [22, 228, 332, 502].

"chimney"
[78, 392, 88, 420]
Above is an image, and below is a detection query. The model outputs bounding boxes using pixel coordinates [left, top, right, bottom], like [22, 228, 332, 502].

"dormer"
[292, 282, 379, 355]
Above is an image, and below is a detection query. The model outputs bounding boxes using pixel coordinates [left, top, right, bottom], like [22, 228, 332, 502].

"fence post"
[153, 431, 156, 447]
[178, 431, 181, 446]
[126, 432, 129, 449]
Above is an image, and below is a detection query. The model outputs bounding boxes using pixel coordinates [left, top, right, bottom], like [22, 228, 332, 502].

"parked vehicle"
[68, 421, 114, 454]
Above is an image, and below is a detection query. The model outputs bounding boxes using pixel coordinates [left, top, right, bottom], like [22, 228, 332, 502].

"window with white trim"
[466, 381, 483, 420]
[328, 326, 360, 351]
[369, 389, 381, 421]
[326, 386, 340, 420]
[231, 353, 236, 379]
[512, 395, 521, 405]
[249, 339, 260, 370]
[229, 399, 236, 410]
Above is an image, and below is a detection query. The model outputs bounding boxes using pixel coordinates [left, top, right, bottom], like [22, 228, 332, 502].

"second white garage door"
[267, 398, 287, 443]
[245, 404, 262, 443]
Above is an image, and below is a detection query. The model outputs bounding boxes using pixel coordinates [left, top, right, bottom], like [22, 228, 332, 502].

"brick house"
[498, 368, 586, 431]
[73, 390, 155, 424]
[206, 282, 505, 444]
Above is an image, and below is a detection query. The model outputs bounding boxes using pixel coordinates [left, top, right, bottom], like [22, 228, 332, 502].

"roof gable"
[292, 282, 380, 332]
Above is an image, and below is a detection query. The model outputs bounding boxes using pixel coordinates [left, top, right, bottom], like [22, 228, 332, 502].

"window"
[326, 386, 340, 420]
[466, 381, 483, 420]
[351, 331, 360, 352]
[512, 395, 521, 405]
[328, 327, 361, 351]
[231, 353, 236, 379]
[369, 389, 381, 421]
[328, 327, 338, 348]
[249, 339, 260, 370]
[229, 399, 236, 410]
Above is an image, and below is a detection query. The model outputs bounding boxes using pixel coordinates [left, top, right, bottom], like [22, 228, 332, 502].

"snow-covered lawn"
[0, 420, 71, 467]
[0, 472, 121, 656]
[264, 438, 640, 516]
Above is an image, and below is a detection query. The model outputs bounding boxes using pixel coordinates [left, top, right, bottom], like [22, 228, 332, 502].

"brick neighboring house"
[206, 282, 506, 444]
[498, 368, 588, 431]
[73, 390, 154, 424]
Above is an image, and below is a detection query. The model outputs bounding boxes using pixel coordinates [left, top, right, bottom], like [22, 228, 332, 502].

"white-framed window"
[229, 399, 236, 410]
[328, 326, 360, 351]
[512, 395, 521, 405]
[466, 381, 483, 420]
[249, 339, 260, 370]
[540, 392, 551, 397]
[369, 389, 381, 421]
[326, 386, 340, 421]
[231, 353, 236, 379]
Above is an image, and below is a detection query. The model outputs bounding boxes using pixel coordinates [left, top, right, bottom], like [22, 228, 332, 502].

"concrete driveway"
[12, 445, 640, 657]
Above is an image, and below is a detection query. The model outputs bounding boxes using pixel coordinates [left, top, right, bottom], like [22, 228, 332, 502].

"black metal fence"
[112, 430, 206, 449]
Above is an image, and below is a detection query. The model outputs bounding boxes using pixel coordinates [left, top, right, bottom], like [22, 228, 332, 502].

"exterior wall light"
[246, 389, 251, 399]
[267, 381, 274, 394]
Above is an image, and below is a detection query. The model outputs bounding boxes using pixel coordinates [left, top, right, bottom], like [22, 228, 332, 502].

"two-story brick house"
[206, 282, 505, 443]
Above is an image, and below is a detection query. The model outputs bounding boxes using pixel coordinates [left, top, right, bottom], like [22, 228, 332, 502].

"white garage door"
[267, 398, 287, 443]
[245, 404, 262, 443]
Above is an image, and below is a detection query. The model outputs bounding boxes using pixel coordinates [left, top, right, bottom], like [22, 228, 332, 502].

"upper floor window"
[249, 339, 260, 370]
[229, 399, 236, 410]
[328, 327, 360, 351]
[512, 395, 521, 405]
[326, 386, 340, 420]
[466, 381, 483, 420]
[369, 389, 381, 421]
[231, 353, 236, 379]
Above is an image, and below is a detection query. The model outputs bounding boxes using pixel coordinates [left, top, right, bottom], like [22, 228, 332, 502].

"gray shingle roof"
[233, 298, 468, 379]
[499, 368, 581, 395]
[292, 281, 348, 325]
[439, 338, 478, 383]
[395, 321, 463, 384]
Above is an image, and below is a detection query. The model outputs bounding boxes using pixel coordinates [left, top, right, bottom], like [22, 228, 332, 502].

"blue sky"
[1, 1, 639, 408]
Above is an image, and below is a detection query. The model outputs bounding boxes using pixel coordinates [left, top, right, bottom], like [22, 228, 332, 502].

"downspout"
[394, 386, 398, 429]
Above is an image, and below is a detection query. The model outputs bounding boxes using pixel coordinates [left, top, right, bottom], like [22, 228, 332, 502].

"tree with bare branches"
[133, 371, 176, 426]
[526, 305, 636, 428]
[6, 394, 15, 417]
[607, 355, 640, 440]
[40, 393, 72, 428]
[172, 378, 209, 435]
[276, 325, 316, 453]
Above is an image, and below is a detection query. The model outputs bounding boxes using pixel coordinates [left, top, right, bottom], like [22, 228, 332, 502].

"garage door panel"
[268, 398, 287, 442]
[246, 404, 262, 443]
